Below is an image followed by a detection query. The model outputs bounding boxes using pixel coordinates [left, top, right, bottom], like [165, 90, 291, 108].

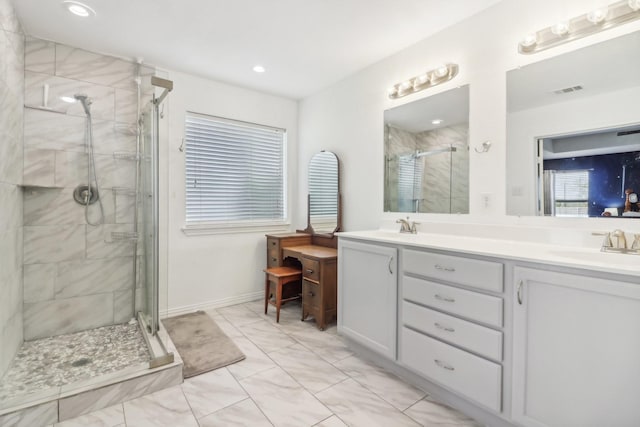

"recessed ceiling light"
[253, 65, 265, 73]
[432, 119, 443, 125]
[62, 1, 96, 17]
[60, 96, 77, 103]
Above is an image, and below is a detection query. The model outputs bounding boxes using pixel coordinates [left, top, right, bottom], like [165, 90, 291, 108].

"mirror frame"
[301, 151, 342, 236]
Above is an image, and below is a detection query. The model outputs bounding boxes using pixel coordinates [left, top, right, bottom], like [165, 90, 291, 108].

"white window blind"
[184, 113, 286, 225]
[397, 154, 423, 212]
[551, 169, 589, 217]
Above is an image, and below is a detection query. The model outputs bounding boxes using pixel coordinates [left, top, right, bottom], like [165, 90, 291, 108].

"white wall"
[298, 0, 640, 232]
[164, 71, 298, 314]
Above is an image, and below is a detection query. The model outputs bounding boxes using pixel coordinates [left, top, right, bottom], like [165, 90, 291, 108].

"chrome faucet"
[396, 217, 419, 234]
[593, 229, 639, 254]
[611, 229, 627, 250]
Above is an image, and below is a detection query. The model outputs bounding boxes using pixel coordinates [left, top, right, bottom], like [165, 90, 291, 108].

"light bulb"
[629, 0, 640, 11]
[60, 96, 76, 103]
[399, 80, 413, 91]
[434, 65, 450, 78]
[551, 21, 570, 36]
[252, 65, 265, 73]
[587, 7, 608, 24]
[414, 73, 429, 86]
[519, 33, 538, 48]
[387, 86, 398, 96]
[431, 119, 443, 125]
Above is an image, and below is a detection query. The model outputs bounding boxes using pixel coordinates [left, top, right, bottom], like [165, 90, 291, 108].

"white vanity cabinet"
[512, 267, 640, 427]
[399, 248, 505, 412]
[338, 239, 398, 359]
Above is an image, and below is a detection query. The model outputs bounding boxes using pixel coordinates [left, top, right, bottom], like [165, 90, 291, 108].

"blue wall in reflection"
[544, 151, 640, 217]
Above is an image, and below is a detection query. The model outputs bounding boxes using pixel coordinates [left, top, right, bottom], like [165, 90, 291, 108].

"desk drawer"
[303, 279, 320, 309]
[402, 301, 502, 361]
[403, 276, 503, 327]
[267, 238, 280, 267]
[404, 249, 503, 292]
[401, 327, 502, 412]
[302, 257, 320, 282]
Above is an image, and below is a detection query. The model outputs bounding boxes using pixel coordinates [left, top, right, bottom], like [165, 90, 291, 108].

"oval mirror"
[307, 151, 340, 234]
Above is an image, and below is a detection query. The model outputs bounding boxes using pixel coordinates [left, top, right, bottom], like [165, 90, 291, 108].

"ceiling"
[13, 0, 502, 99]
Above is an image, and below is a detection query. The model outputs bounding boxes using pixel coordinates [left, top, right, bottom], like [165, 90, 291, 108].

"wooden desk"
[266, 233, 338, 330]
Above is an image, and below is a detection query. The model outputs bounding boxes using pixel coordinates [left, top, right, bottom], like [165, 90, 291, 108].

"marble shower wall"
[415, 124, 469, 214]
[385, 124, 469, 214]
[0, 0, 25, 379]
[22, 37, 154, 340]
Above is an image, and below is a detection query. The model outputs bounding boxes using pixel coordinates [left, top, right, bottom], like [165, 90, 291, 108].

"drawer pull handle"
[434, 359, 455, 371]
[434, 322, 455, 333]
[435, 264, 455, 272]
[306, 269, 314, 274]
[271, 241, 276, 246]
[308, 292, 314, 297]
[388, 256, 394, 274]
[517, 280, 523, 305]
[435, 294, 455, 303]
[272, 258, 277, 262]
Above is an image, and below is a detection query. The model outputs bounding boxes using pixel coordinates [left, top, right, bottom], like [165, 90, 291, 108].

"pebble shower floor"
[0, 323, 150, 402]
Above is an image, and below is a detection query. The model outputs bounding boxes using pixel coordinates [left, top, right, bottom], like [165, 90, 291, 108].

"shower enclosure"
[0, 42, 174, 419]
[384, 141, 469, 214]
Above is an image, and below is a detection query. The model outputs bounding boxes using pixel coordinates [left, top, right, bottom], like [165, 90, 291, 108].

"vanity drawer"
[403, 276, 503, 327]
[401, 327, 502, 412]
[402, 301, 502, 361]
[303, 279, 320, 309]
[302, 257, 320, 282]
[267, 238, 280, 267]
[404, 249, 503, 292]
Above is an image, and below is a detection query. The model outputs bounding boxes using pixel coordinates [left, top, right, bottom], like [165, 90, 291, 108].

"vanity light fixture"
[518, 0, 640, 54]
[60, 96, 77, 103]
[387, 63, 459, 99]
[62, 1, 96, 17]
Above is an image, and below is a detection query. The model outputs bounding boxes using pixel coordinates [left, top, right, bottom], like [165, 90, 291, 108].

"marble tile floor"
[41, 300, 483, 427]
[0, 322, 150, 402]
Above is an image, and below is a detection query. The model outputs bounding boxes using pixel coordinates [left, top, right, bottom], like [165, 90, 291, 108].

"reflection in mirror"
[384, 85, 469, 214]
[308, 151, 340, 233]
[506, 30, 640, 218]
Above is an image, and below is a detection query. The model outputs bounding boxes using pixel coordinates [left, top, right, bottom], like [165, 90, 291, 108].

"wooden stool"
[264, 266, 302, 322]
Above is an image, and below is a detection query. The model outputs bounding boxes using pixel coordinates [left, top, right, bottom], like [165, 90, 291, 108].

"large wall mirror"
[305, 151, 341, 234]
[384, 85, 470, 214]
[506, 31, 640, 218]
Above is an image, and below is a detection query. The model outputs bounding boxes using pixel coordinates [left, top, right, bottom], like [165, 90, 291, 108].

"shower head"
[74, 94, 92, 116]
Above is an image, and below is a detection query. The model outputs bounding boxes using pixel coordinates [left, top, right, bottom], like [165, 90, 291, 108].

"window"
[184, 112, 287, 232]
[546, 169, 590, 217]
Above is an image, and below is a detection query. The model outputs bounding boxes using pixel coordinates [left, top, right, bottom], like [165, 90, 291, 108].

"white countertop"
[337, 230, 640, 278]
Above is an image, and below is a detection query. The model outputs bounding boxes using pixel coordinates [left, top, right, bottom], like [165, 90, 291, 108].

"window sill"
[182, 221, 291, 236]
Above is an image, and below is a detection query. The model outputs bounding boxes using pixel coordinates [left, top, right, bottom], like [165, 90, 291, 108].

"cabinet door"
[512, 267, 640, 427]
[338, 239, 397, 359]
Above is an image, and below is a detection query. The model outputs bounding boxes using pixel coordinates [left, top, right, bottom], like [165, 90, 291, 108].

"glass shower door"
[140, 102, 159, 334]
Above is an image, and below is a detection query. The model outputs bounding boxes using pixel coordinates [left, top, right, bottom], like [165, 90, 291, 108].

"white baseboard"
[164, 291, 263, 318]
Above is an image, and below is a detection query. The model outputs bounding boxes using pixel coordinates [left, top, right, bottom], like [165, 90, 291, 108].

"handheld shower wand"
[74, 94, 92, 116]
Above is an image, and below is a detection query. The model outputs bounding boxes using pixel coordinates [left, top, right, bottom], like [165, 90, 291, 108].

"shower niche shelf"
[24, 104, 67, 114]
[106, 231, 139, 243]
[112, 187, 137, 197]
[113, 152, 139, 161]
